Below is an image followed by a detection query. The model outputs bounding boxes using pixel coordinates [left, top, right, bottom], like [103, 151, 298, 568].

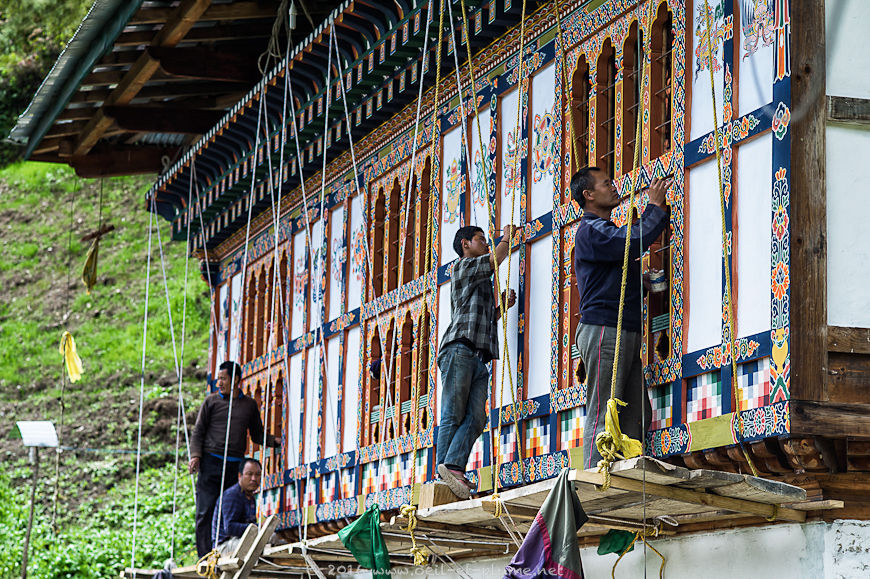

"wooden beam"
[827, 351, 870, 404]
[45, 120, 89, 138]
[789, 0, 828, 402]
[116, 22, 270, 47]
[103, 105, 223, 133]
[70, 81, 250, 105]
[147, 46, 261, 83]
[570, 470, 806, 523]
[73, 0, 213, 157]
[790, 400, 870, 438]
[827, 95, 870, 125]
[227, 515, 279, 579]
[68, 147, 176, 178]
[828, 326, 870, 354]
[128, 1, 279, 26]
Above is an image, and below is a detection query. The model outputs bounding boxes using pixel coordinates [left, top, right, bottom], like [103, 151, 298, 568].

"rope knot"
[196, 549, 221, 579]
[400, 504, 427, 566]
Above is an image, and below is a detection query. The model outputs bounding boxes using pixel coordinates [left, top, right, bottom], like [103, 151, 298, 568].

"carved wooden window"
[366, 328, 382, 447]
[277, 252, 288, 348]
[402, 175, 417, 286]
[416, 157, 432, 277]
[265, 263, 275, 353]
[245, 275, 256, 363]
[255, 270, 266, 358]
[596, 40, 617, 174]
[372, 187, 386, 299]
[570, 55, 591, 179]
[417, 310, 430, 431]
[622, 22, 643, 172]
[270, 372, 284, 475]
[387, 178, 401, 293]
[398, 314, 414, 436]
[650, 2, 674, 159]
[384, 320, 397, 441]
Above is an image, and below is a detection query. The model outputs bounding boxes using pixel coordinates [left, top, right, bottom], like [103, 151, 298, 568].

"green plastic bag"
[597, 529, 636, 556]
[338, 504, 391, 574]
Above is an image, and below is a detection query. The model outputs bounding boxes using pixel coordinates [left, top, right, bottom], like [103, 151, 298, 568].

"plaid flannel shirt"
[439, 254, 499, 362]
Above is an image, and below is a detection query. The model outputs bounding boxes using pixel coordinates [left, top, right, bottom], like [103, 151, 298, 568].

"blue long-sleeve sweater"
[573, 204, 668, 333]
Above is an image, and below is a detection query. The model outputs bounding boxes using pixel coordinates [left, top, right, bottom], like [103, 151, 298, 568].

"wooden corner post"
[789, 0, 828, 408]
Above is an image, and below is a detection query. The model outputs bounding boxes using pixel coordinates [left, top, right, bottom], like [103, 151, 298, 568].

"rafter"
[147, 46, 261, 83]
[104, 105, 224, 133]
[73, 0, 214, 157]
[127, 1, 280, 26]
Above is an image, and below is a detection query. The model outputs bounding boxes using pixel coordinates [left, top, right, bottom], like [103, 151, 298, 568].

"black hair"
[219, 360, 243, 384]
[238, 457, 261, 474]
[570, 166, 604, 208]
[453, 225, 485, 257]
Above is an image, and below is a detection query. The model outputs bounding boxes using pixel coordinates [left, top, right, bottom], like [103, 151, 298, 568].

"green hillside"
[0, 161, 211, 577]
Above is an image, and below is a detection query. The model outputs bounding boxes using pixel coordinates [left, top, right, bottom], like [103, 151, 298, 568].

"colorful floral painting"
[351, 227, 366, 282]
[331, 237, 346, 282]
[531, 111, 556, 184]
[293, 256, 306, 308]
[694, 0, 727, 75]
[443, 158, 463, 224]
[311, 247, 324, 303]
[503, 127, 522, 197]
[471, 149, 489, 209]
[740, 0, 774, 59]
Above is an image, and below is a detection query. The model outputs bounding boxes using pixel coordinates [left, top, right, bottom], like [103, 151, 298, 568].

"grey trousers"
[575, 323, 651, 470]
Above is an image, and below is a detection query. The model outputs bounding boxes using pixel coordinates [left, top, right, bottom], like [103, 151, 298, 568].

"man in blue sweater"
[212, 458, 261, 551]
[571, 167, 671, 469]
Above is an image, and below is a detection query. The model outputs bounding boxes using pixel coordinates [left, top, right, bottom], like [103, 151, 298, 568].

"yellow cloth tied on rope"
[595, 397, 643, 467]
[59, 331, 83, 383]
[82, 238, 99, 294]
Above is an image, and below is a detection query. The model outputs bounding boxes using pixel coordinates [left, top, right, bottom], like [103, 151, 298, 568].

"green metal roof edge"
[8, 0, 146, 159]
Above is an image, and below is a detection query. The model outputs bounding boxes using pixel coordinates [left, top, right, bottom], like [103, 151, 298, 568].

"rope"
[456, 0, 525, 502]
[594, 0, 657, 487]
[130, 198, 156, 577]
[399, 0, 435, 501]
[700, 0, 759, 477]
[398, 504, 428, 565]
[610, 529, 665, 579]
[553, 0, 579, 168]
[214, 77, 267, 552]
[196, 549, 220, 579]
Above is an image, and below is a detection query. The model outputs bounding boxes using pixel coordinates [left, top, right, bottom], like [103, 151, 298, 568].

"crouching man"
[212, 458, 261, 554]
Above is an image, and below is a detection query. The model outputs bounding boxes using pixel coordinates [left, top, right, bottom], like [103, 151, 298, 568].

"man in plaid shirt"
[437, 223, 517, 499]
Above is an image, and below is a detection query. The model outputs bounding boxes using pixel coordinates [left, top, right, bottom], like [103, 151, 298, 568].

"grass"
[0, 162, 211, 576]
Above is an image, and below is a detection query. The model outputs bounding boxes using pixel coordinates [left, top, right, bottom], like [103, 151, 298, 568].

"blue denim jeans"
[436, 342, 490, 470]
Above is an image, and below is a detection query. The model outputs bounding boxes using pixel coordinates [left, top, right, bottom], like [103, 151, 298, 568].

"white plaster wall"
[826, 123, 870, 327]
[826, 0, 870, 99]
[337, 521, 870, 578]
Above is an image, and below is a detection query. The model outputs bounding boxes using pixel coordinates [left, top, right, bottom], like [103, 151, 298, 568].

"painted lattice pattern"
[283, 481, 299, 513]
[304, 478, 317, 507]
[260, 488, 280, 518]
[737, 357, 770, 411]
[340, 468, 356, 499]
[361, 462, 377, 495]
[498, 424, 518, 463]
[686, 371, 723, 422]
[650, 382, 673, 430]
[560, 407, 584, 450]
[524, 416, 549, 458]
[320, 473, 336, 504]
[398, 451, 427, 486]
[465, 433, 486, 472]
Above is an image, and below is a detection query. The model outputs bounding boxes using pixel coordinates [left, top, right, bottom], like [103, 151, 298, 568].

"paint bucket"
[648, 268, 667, 293]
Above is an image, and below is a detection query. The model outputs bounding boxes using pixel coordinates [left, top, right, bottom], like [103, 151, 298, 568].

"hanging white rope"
[130, 198, 155, 578]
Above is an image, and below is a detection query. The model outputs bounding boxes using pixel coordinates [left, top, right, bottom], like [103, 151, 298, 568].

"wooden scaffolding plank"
[607, 456, 694, 485]
[571, 469, 806, 522]
[226, 515, 279, 579]
[685, 470, 807, 504]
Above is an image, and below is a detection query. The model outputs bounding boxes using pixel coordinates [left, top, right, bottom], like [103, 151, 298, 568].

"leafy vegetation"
[0, 0, 93, 166]
[0, 161, 210, 577]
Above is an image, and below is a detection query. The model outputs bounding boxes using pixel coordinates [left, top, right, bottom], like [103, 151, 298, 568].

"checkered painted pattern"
[340, 468, 356, 499]
[260, 487, 280, 517]
[412, 450, 428, 484]
[560, 407, 584, 450]
[737, 358, 770, 411]
[320, 473, 337, 503]
[498, 424, 518, 462]
[524, 416, 549, 458]
[361, 462, 378, 495]
[650, 383, 673, 430]
[382, 456, 401, 490]
[304, 478, 317, 507]
[465, 433, 486, 471]
[686, 371, 723, 422]
[283, 482, 299, 512]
